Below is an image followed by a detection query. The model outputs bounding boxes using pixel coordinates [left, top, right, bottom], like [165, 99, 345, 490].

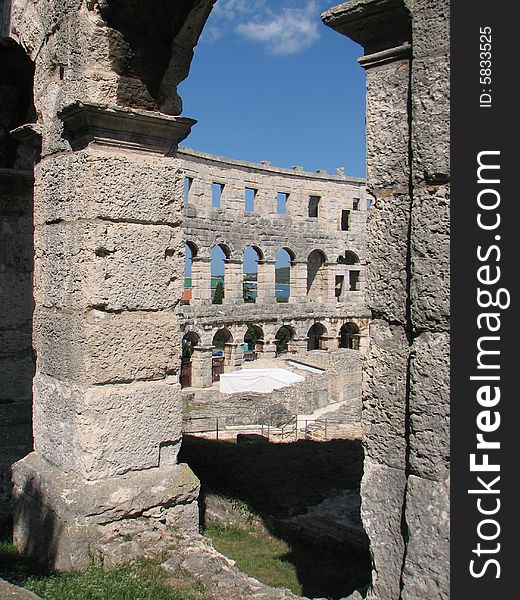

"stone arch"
[243, 245, 263, 303]
[244, 324, 264, 359]
[183, 241, 199, 303]
[95, 0, 216, 114]
[344, 250, 360, 265]
[275, 247, 294, 302]
[275, 325, 295, 355]
[307, 249, 328, 301]
[339, 322, 361, 350]
[307, 322, 328, 351]
[211, 243, 231, 304]
[212, 327, 233, 349]
[182, 330, 200, 361]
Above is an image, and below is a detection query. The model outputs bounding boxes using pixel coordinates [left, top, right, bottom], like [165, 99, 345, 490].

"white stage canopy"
[219, 368, 305, 394]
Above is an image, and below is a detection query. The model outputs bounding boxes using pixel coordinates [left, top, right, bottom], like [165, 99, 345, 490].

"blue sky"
[179, 0, 366, 179]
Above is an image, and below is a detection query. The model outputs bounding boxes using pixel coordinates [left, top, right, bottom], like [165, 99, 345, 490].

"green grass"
[0, 541, 208, 600]
[204, 523, 302, 595]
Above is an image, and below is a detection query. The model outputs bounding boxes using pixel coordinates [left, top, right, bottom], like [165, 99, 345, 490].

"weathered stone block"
[409, 332, 450, 480]
[410, 185, 450, 332]
[34, 220, 182, 311]
[411, 55, 450, 183]
[366, 194, 410, 324]
[366, 59, 410, 190]
[361, 460, 407, 600]
[362, 321, 409, 469]
[12, 452, 200, 570]
[401, 475, 450, 600]
[34, 308, 180, 385]
[35, 151, 183, 224]
[409, 0, 450, 58]
[33, 375, 183, 480]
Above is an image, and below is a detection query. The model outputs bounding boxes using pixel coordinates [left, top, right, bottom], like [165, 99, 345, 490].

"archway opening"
[307, 249, 328, 302]
[343, 250, 359, 265]
[275, 248, 293, 302]
[211, 243, 230, 304]
[244, 324, 264, 361]
[243, 246, 262, 303]
[307, 322, 327, 351]
[339, 323, 360, 350]
[183, 241, 198, 304]
[275, 325, 294, 355]
[180, 331, 201, 388]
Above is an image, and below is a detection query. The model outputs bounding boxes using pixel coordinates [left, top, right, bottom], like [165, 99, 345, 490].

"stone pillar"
[223, 259, 243, 303]
[321, 335, 339, 351]
[290, 337, 309, 354]
[224, 342, 243, 372]
[289, 261, 307, 303]
[257, 259, 276, 303]
[323, 1, 450, 599]
[191, 257, 211, 304]
[256, 339, 278, 359]
[12, 104, 200, 570]
[326, 262, 337, 304]
[191, 346, 213, 389]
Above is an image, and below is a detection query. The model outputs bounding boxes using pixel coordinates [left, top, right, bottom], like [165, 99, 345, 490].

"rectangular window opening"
[277, 192, 288, 215]
[341, 210, 350, 231]
[309, 196, 320, 218]
[245, 187, 257, 213]
[349, 270, 360, 291]
[212, 182, 224, 208]
[353, 198, 360, 210]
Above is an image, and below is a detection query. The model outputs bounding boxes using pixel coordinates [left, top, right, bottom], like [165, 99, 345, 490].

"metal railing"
[182, 413, 347, 442]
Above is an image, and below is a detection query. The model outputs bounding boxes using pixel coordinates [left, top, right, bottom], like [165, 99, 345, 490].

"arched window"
[275, 326, 294, 355]
[212, 327, 233, 351]
[182, 331, 200, 362]
[243, 246, 263, 303]
[211, 244, 230, 304]
[244, 324, 263, 360]
[339, 323, 360, 350]
[344, 250, 360, 265]
[183, 241, 198, 303]
[307, 249, 328, 301]
[307, 323, 327, 351]
[275, 248, 294, 302]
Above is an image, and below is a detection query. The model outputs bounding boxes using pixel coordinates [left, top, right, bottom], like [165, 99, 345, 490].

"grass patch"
[0, 541, 210, 600]
[204, 523, 302, 596]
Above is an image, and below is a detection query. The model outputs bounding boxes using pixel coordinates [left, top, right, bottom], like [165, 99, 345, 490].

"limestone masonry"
[0, 1, 449, 598]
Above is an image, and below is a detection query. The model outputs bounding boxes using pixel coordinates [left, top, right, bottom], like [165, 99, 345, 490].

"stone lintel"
[322, 0, 411, 55]
[58, 102, 197, 155]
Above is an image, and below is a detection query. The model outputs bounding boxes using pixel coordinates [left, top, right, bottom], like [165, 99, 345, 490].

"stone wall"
[323, 1, 450, 599]
[182, 350, 363, 429]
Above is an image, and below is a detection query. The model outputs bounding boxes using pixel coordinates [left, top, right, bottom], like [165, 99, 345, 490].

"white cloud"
[206, 1, 322, 55]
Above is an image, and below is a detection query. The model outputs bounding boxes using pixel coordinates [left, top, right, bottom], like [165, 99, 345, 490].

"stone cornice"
[322, 0, 411, 56]
[58, 102, 197, 155]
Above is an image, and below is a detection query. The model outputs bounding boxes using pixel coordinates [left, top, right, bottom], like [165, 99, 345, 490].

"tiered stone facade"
[178, 147, 369, 387]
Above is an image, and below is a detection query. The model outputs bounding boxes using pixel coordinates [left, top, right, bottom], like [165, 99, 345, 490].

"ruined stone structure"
[324, 1, 450, 599]
[178, 147, 369, 388]
[0, 0, 449, 597]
